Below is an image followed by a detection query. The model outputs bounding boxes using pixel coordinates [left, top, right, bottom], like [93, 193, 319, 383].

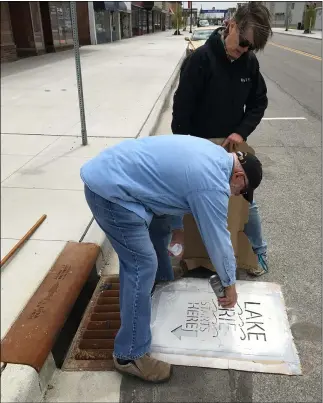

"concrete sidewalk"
[0, 30, 185, 402]
[273, 27, 322, 40]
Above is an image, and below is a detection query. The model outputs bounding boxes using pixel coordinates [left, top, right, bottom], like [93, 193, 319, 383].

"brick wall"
[1, 2, 17, 62]
[1, 44, 17, 62]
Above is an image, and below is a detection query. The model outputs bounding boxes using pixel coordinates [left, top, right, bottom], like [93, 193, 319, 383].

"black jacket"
[171, 30, 268, 139]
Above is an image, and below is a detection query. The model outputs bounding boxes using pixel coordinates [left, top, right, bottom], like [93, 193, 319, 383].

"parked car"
[198, 19, 209, 27]
[184, 27, 215, 56]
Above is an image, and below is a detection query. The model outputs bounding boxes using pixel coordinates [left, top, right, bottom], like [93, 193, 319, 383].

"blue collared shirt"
[81, 135, 236, 286]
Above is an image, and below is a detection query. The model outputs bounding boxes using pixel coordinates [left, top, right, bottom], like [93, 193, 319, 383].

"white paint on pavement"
[151, 279, 301, 375]
[262, 117, 307, 120]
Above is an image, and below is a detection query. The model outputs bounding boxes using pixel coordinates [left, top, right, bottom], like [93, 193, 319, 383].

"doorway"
[39, 2, 54, 53]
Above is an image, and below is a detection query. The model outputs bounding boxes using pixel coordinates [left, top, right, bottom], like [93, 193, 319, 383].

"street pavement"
[1, 29, 321, 403]
[118, 34, 322, 403]
[260, 33, 322, 119]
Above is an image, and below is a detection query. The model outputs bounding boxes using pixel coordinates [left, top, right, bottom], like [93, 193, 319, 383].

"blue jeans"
[244, 200, 267, 255]
[84, 186, 173, 360]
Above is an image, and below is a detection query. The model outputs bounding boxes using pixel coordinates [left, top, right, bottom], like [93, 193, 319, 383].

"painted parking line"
[268, 42, 322, 61]
[262, 117, 307, 120]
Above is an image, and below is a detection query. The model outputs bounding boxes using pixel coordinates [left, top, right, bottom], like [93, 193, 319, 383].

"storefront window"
[62, 2, 73, 45]
[49, 3, 60, 47]
[56, 4, 66, 45]
[30, 2, 45, 51]
[148, 10, 153, 32]
[139, 9, 147, 34]
[1, 2, 14, 46]
[132, 6, 140, 35]
[49, 2, 73, 47]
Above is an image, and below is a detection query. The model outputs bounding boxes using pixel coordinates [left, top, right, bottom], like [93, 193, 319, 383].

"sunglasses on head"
[240, 175, 249, 195]
[239, 35, 255, 51]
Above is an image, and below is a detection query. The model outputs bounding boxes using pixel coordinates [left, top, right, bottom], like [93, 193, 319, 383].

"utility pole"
[176, 2, 179, 34]
[285, 2, 290, 31]
[174, 1, 181, 35]
[70, 1, 88, 146]
[189, 1, 193, 33]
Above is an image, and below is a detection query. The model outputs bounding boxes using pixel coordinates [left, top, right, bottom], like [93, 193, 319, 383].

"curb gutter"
[274, 31, 322, 40]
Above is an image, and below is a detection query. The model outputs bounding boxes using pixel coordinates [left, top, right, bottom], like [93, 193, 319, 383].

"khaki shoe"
[113, 354, 172, 383]
[246, 252, 269, 277]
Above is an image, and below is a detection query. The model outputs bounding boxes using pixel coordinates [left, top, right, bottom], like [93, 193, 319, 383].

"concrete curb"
[0, 354, 56, 403]
[273, 30, 322, 40]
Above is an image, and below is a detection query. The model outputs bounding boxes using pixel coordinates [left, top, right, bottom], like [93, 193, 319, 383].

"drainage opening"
[52, 265, 100, 368]
[62, 276, 120, 371]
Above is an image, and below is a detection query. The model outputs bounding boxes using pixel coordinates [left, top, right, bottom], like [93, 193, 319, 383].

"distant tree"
[172, 2, 183, 33]
[304, 3, 317, 33]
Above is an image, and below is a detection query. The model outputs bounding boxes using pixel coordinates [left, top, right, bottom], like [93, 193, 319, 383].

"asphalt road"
[119, 35, 322, 403]
[258, 33, 322, 119]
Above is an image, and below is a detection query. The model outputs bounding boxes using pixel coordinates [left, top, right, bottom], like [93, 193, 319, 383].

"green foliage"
[304, 5, 317, 30]
[172, 4, 183, 29]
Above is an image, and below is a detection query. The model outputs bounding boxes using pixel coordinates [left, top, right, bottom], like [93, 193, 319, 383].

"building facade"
[1, 2, 16, 62]
[1, 1, 76, 62]
[89, 2, 173, 43]
[263, 1, 322, 29]
[131, 2, 171, 36]
[1, 1, 174, 63]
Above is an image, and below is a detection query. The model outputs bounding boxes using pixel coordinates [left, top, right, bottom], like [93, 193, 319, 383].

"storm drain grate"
[63, 275, 120, 371]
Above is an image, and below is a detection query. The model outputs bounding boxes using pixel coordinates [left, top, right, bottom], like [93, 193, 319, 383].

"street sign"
[151, 279, 301, 375]
[201, 9, 227, 14]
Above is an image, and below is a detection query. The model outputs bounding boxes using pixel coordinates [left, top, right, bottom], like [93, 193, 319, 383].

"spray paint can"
[209, 273, 225, 298]
[167, 243, 183, 257]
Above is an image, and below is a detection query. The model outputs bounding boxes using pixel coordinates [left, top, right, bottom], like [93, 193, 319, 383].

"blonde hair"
[234, 2, 272, 51]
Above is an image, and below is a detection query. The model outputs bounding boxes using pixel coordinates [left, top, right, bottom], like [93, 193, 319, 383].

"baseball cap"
[236, 151, 263, 203]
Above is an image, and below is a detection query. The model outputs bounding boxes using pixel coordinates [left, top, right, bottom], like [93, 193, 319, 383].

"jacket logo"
[241, 77, 251, 83]
[237, 151, 247, 164]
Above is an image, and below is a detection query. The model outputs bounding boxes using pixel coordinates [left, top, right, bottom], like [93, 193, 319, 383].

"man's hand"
[222, 133, 244, 149]
[169, 229, 184, 259]
[218, 284, 237, 308]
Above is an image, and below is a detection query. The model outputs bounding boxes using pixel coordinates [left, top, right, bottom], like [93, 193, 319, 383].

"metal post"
[176, 2, 179, 34]
[70, 1, 88, 146]
[285, 2, 289, 31]
[189, 2, 193, 33]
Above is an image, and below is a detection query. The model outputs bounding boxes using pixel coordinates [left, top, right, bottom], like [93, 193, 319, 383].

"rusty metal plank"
[0, 242, 100, 372]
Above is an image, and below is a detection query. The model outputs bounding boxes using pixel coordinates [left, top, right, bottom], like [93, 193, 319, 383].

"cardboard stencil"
[182, 139, 258, 273]
[151, 279, 301, 375]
